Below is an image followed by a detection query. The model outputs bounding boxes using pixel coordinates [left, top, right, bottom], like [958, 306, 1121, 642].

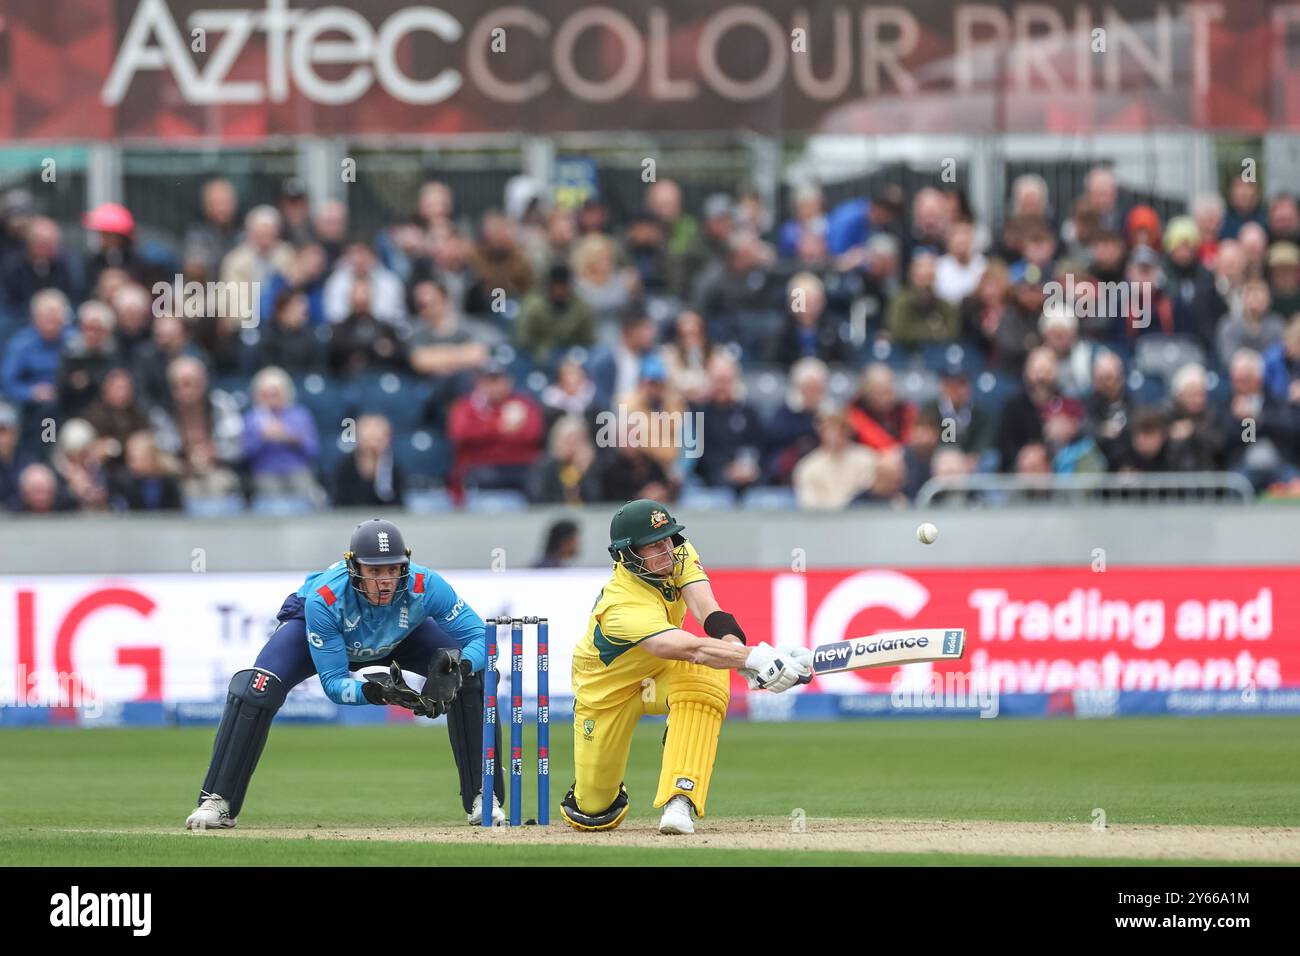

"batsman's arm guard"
[703, 610, 747, 645]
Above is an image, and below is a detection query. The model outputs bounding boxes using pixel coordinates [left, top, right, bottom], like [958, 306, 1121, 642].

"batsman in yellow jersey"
[561, 498, 814, 835]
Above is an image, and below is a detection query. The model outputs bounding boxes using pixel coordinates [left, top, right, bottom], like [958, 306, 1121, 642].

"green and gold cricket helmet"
[607, 498, 687, 581]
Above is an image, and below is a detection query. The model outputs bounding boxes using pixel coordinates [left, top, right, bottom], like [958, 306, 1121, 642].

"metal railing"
[916, 472, 1257, 507]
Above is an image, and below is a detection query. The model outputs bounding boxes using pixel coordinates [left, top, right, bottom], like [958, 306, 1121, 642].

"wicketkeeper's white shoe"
[468, 791, 505, 826]
[185, 794, 236, 830]
[658, 795, 695, 835]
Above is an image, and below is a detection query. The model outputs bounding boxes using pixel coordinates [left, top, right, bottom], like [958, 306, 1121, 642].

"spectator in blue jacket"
[2, 289, 72, 452]
[243, 365, 324, 507]
[2, 288, 71, 402]
[1262, 315, 1300, 403]
[778, 183, 826, 258]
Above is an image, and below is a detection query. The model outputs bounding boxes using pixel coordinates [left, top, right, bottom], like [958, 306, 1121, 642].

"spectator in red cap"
[1126, 205, 1162, 252]
[83, 202, 142, 291]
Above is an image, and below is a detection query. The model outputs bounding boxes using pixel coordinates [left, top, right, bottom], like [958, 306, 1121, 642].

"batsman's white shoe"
[185, 794, 236, 830]
[658, 795, 696, 835]
[468, 791, 505, 826]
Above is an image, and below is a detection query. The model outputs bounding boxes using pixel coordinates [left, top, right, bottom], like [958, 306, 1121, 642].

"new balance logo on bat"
[814, 636, 931, 672]
[807, 629, 966, 676]
[812, 642, 855, 672]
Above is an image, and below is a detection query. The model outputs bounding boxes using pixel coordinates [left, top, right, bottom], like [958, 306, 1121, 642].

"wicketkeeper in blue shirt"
[185, 518, 506, 829]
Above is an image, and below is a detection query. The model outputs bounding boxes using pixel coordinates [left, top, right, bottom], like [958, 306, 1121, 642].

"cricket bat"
[795, 628, 966, 683]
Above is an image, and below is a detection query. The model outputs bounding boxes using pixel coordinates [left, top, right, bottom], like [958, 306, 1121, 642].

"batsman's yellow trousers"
[572, 658, 729, 816]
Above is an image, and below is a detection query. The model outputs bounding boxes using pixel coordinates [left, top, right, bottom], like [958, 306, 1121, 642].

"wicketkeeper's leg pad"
[446, 668, 504, 813]
[653, 664, 730, 815]
[199, 668, 287, 817]
[560, 783, 630, 832]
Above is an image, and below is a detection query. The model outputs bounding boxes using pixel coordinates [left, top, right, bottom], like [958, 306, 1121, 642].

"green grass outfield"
[2, 717, 1297, 865]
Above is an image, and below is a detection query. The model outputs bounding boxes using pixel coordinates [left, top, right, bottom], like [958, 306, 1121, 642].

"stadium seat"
[183, 495, 245, 519]
[975, 371, 1019, 406]
[733, 310, 786, 359]
[920, 342, 968, 373]
[298, 375, 350, 436]
[405, 488, 455, 513]
[896, 368, 939, 405]
[861, 337, 896, 366]
[213, 373, 248, 397]
[348, 372, 430, 432]
[743, 367, 787, 418]
[1135, 336, 1204, 380]
[394, 430, 452, 487]
[828, 369, 857, 405]
[316, 435, 349, 484]
[251, 495, 318, 517]
[741, 486, 797, 511]
[1127, 369, 1168, 407]
[463, 489, 529, 512]
[677, 485, 737, 510]
[1205, 369, 1230, 404]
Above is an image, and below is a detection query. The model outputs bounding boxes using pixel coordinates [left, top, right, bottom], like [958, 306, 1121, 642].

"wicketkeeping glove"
[419, 648, 464, 712]
[362, 661, 446, 718]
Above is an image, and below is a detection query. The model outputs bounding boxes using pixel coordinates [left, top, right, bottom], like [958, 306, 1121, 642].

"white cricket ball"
[917, 522, 939, 545]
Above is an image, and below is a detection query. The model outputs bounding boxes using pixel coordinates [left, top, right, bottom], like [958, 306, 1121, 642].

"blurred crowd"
[3, 165, 1300, 515]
